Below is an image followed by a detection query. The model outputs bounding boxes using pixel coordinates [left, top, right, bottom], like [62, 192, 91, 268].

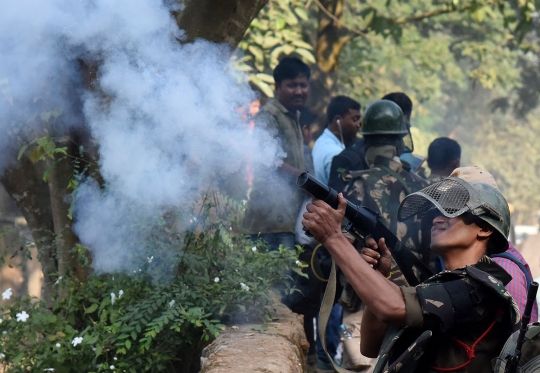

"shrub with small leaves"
[0, 192, 302, 372]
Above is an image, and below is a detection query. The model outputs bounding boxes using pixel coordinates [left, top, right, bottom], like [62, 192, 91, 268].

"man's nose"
[432, 213, 446, 225]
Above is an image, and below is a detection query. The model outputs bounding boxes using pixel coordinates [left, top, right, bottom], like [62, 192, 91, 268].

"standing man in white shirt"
[312, 96, 361, 185]
[310, 95, 361, 373]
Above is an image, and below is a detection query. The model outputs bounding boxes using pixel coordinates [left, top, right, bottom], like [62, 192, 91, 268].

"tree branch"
[393, 4, 474, 25]
[314, 0, 367, 37]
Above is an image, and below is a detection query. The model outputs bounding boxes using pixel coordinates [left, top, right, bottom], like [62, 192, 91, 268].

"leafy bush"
[0, 192, 302, 372]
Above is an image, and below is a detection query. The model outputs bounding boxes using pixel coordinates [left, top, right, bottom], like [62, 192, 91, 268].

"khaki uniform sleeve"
[401, 286, 424, 328]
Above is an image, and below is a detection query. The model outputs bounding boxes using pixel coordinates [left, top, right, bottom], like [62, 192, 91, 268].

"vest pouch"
[373, 327, 432, 373]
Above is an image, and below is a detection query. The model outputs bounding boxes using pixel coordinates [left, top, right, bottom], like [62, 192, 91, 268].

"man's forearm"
[361, 307, 389, 357]
[323, 234, 407, 325]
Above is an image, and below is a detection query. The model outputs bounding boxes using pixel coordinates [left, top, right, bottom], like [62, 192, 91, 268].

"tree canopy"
[238, 0, 540, 222]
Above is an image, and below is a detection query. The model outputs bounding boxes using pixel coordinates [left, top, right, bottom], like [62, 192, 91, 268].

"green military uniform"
[337, 100, 431, 309]
[340, 155, 430, 297]
[374, 255, 520, 373]
[345, 156, 429, 252]
[243, 98, 305, 236]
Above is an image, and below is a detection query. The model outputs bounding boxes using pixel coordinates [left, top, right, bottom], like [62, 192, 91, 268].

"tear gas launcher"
[297, 172, 432, 286]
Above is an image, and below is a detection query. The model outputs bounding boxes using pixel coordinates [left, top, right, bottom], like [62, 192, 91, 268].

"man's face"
[340, 109, 361, 141]
[430, 213, 483, 254]
[275, 74, 309, 110]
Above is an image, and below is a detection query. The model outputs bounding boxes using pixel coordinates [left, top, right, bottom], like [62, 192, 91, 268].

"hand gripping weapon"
[297, 172, 433, 286]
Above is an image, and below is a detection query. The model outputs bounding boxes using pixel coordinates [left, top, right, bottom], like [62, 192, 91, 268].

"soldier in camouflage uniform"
[302, 176, 520, 373]
[331, 100, 428, 371]
[342, 100, 430, 288]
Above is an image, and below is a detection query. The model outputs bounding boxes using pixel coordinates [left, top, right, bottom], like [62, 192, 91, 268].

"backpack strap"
[491, 252, 533, 289]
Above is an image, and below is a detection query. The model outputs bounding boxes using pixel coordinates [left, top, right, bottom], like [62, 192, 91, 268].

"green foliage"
[234, 0, 315, 97]
[0, 193, 302, 372]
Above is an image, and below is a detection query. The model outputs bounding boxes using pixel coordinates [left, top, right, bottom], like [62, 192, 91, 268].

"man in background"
[381, 92, 425, 172]
[243, 56, 309, 251]
[449, 166, 538, 322]
[312, 96, 361, 185]
[328, 92, 417, 193]
[426, 137, 461, 182]
[310, 96, 360, 372]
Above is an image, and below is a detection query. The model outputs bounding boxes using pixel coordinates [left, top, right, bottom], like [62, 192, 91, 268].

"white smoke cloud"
[0, 0, 285, 273]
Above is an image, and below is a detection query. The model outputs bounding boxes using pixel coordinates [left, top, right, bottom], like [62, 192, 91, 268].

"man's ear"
[477, 225, 494, 239]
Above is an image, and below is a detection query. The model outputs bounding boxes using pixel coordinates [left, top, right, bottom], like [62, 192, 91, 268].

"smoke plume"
[0, 0, 284, 273]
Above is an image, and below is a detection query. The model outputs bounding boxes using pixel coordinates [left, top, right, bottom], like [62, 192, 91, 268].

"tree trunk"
[0, 158, 57, 305]
[47, 138, 90, 291]
[308, 0, 353, 142]
[175, 0, 270, 46]
[0, 0, 266, 303]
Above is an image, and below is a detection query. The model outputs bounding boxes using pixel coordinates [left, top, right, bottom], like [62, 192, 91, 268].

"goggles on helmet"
[398, 177, 504, 223]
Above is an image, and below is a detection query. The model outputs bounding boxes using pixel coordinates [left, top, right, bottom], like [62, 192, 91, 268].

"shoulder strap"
[378, 165, 411, 195]
[319, 260, 359, 373]
[491, 252, 533, 288]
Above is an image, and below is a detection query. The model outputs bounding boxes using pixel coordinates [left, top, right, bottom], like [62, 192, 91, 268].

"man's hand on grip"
[361, 237, 392, 278]
[302, 193, 347, 245]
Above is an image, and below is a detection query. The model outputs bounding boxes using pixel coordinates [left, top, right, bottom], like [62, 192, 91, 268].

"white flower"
[43, 369, 55, 372]
[0, 318, 3, 324]
[240, 282, 250, 292]
[53, 277, 62, 286]
[110, 365, 115, 370]
[169, 300, 175, 308]
[113, 356, 117, 361]
[295, 260, 300, 266]
[16, 311, 29, 322]
[2, 331, 6, 335]
[2, 288, 12, 300]
[110, 293, 116, 305]
[71, 336, 83, 347]
[214, 277, 220, 283]
[147, 256, 154, 263]
[118, 290, 124, 299]
[0, 353, 4, 359]
[251, 246, 257, 252]
[55, 343, 61, 348]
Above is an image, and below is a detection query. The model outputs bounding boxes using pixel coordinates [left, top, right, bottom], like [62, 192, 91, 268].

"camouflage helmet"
[361, 100, 408, 136]
[398, 177, 510, 253]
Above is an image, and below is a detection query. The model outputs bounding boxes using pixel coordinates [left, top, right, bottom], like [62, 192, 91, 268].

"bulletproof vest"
[373, 261, 520, 373]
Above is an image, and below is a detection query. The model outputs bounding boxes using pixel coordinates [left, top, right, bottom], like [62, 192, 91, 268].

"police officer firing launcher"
[302, 175, 521, 372]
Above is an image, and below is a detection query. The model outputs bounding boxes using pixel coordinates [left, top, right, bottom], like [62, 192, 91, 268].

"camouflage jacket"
[374, 256, 520, 373]
[344, 155, 429, 254]
[242, 98, 305, 235]
[339, 156, 430, 308]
